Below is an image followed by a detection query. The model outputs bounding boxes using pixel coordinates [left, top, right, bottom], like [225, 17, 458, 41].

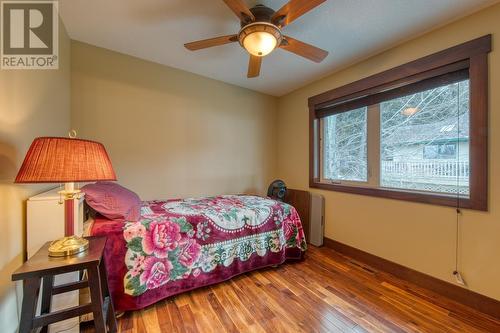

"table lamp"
[15, 135, 116, 257]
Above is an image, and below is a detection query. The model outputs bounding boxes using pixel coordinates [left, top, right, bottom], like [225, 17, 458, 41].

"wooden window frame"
[309, 35, 491, 211]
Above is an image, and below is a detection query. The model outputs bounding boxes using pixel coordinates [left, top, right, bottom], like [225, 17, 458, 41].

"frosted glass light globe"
[243, 31, 278, 57]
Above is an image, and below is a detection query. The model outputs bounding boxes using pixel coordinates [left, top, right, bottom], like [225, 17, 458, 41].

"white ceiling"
[59, 0, 497, 96]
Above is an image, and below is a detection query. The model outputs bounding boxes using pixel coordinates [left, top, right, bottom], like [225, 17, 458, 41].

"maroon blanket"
[91, 195, 306, 311]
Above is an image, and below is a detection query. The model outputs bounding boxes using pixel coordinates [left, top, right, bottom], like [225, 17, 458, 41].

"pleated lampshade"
[15, 137, 116, 183]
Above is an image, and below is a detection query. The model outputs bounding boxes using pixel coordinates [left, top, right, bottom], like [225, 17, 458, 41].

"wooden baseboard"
[323, 237, 500, 321]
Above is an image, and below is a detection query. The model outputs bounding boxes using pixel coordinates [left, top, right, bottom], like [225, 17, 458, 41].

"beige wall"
[277, 3, 500, 301]
[0, 20, 71, 332]
[71, 41, 278, 200]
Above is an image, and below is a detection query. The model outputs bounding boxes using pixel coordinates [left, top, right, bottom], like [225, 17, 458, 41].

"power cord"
[452, 82, 466, 287]
[452, 208, 466, 286]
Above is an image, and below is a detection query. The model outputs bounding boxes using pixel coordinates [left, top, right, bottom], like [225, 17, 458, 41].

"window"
[379, 79, 469, 196]
[323, 107, 367, 182]
[423, 144, 457, 160]
[310, 36, 491, 210]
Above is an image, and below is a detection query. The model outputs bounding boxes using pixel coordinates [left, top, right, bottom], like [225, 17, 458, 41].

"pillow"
[82, 182, 141, 221]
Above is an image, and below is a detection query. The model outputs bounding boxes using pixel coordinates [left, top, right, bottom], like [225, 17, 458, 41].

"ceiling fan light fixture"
[238, 22, 282, 57]
[184, 1, 329, 78]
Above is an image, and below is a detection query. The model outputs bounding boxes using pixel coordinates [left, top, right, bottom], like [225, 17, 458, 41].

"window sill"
[310, 181, 486, 211]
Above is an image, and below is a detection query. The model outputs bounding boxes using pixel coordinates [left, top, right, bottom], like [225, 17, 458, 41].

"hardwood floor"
[82, 245, 500, 333]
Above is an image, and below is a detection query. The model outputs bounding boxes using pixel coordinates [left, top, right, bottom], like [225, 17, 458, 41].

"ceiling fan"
[184, 0, 329, 78]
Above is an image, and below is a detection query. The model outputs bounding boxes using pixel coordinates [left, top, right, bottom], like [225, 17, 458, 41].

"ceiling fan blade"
[272, 0, 326, 28]
[247, 55, 262, 78]
[222, 0, 255, 23]
[280, 36, 328, 63]
[184, 34, 238, 51]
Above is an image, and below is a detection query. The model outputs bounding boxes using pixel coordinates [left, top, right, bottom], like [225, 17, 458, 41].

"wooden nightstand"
[12, 236, 117, 333]
[27, 188, 86, 333]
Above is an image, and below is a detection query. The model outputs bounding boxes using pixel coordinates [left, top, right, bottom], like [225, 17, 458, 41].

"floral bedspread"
[90, 195, 306, 311]
[122, 195, 306, 297]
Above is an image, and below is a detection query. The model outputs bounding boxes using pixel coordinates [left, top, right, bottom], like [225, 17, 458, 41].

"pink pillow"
[82, 182, 141, 221]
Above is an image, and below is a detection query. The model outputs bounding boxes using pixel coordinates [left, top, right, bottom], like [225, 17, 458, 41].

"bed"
[85, 193, 307, 312]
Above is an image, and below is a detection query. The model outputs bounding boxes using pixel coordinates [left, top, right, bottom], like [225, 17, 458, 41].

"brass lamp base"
[48, 235, 89, 257]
